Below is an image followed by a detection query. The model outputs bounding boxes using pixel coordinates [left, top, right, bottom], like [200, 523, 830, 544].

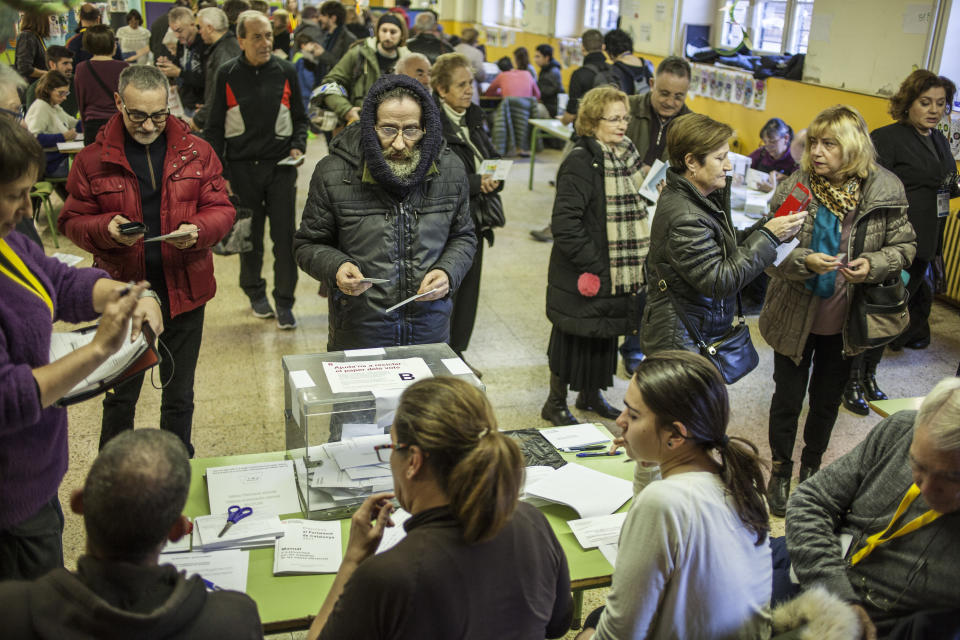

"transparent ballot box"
[283, 343, 484, 519]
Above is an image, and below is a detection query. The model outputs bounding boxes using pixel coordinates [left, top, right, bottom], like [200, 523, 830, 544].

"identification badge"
[937, 187, 950, 218]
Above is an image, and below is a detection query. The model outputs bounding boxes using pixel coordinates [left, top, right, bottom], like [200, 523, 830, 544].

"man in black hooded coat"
[294, 74, 476, 351]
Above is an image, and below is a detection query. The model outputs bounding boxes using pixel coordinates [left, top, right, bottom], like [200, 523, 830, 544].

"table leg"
[528, 128, 540, 190]
[571, 589, 583, 630]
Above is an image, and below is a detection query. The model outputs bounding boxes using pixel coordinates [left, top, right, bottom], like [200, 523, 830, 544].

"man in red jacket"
[59, 65, 235, 457]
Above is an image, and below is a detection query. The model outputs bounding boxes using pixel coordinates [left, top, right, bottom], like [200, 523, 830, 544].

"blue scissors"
[217, 505, 253, 538]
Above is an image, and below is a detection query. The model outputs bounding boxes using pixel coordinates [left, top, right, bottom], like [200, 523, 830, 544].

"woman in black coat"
[432, 53, 503, 370]
[15, 12, 50, 82]
[841, 70, 959, 414]
[541, 86, 650, 426]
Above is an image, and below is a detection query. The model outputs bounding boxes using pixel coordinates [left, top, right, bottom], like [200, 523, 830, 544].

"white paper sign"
[166, 549, 250, 593]
[567, 512, 627, 549]
[478, 159, 514, 180]
[206, 460, 302, 517]
[322, 358, 433, 394]
[273, 519, 342, 575]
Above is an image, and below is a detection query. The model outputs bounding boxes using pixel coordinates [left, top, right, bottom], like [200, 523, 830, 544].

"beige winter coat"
[759, 167, 915, 363]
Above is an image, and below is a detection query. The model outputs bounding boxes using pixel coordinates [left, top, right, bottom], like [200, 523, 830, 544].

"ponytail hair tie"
[718, 434, 730, 448]
[477, 428, 489, 440]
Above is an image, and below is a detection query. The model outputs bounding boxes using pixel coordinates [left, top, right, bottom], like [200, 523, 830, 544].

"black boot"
[541, 373, 578, 426]
[862, 366, 887, 402]
[798, 465, 819, 483]
[575, 389, 622, 420]
[767, 463, 793, 518]
[841, 379, 870, 416]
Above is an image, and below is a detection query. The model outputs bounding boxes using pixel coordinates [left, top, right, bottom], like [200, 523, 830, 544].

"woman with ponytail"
[576, 350, 772, 640]
[307, 377, 573, 640]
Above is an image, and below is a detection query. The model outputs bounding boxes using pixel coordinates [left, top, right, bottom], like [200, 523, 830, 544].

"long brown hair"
[393, 378, 523, 544]
[632, 351, 770, 544]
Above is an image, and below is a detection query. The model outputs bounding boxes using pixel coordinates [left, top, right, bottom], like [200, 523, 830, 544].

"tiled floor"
[44, 133, 960, 640]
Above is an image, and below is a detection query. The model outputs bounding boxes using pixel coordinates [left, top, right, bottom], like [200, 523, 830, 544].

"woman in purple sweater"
[0, 118, 163, 581]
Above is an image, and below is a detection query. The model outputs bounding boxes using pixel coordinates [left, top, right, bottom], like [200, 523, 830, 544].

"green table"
[868, 396, 923, 418]
[185, 449, 632, 632]
[527, 118, 574, 190]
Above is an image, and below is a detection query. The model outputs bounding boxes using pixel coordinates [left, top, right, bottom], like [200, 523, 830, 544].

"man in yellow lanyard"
[782, 378, 960, 638]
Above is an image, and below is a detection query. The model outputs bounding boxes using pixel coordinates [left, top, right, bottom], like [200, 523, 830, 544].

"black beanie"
[377, 13, 405, 34]
[359, 74, 443, 197]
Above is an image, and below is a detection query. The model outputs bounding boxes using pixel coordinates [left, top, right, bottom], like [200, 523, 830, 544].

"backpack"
[592, 60, 654, 95]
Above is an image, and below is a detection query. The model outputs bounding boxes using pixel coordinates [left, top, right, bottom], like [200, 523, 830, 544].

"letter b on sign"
[399, 373, 415, 381]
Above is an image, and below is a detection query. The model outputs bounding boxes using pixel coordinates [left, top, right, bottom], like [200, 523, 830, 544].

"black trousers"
[891, 258, 933, 347]
[0, 497, 64, 581]
[100, 304, 205, 457]
[229, 160, 298, 310]
[769, 333, 851, 469]
[449, 235, 484, 354]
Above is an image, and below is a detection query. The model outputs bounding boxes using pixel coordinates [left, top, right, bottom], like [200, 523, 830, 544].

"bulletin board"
[803, 0, 935, 96]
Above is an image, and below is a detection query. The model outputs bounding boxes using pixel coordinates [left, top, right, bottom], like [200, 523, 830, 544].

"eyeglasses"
[374, 442, 411, 463]
[0, 105, 25, 121]
[53, 89, 70, 98]
[375, 126, 425, 141]
[599, 116, 632, 124]
[121, 101, 170, 125]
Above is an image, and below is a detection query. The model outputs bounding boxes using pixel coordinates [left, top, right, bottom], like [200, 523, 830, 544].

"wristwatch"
[138, 289, 162, 306]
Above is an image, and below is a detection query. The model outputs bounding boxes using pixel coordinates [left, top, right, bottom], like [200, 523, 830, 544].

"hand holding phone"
[119, 222, 147, 236]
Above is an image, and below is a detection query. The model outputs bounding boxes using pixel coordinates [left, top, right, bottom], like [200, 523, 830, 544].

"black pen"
[568, 444, 607, 451]
[577, 450, 623, 458]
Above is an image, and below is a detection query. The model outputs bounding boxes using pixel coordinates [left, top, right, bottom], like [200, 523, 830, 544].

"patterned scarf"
[599, 138, 649, 295]
[808, 172, 862, 221]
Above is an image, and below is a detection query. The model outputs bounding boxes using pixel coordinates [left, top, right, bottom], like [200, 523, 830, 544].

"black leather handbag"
[654, 264, 759, 385]
[474, 191, 506, 229]
[846, 219, 909, 348]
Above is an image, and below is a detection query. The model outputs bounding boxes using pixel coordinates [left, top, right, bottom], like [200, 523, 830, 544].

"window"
[718, 0, 815, 54]
[584, 0, 620, 31]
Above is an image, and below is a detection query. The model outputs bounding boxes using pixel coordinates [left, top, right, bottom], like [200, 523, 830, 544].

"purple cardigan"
[0, 231, 106, 528]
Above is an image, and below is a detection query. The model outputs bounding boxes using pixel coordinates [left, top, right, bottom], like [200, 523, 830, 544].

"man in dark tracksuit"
[206, 10, 308, 329]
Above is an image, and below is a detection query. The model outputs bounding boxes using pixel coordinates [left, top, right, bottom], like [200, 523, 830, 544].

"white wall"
[620, 0, 677, 55]
[803, 0, 936, 95]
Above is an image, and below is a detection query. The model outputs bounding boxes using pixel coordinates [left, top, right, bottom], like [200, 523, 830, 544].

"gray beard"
[385, 147, 421, 181]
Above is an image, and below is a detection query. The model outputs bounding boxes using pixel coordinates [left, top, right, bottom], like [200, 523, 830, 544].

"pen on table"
[568, 444, 607, 451]
[202, 578, 223, 591]
[576, 450, 623, 458]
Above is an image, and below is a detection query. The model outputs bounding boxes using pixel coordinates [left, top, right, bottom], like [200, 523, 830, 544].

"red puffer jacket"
[59, 114, 235, 318]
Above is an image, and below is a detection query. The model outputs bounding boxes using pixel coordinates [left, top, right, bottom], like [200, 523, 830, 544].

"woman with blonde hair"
[307, 377, 573, 640]
[761, 105, 916, 515]
[541, 85, 651, 425]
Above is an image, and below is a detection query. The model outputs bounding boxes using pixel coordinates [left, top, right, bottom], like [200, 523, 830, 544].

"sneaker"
[277, 307, 297, 330]
[251, 297, 275, 319]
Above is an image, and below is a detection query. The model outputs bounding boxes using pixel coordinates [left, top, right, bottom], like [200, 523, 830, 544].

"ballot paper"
[326, 433, 391, 469]
[773, 237, 800, 267]
[52, 252, 83, 267]
[358, 278, 390, 285]
[441, 357, 473, 376]
[193, 512, 285, 551]
[638, 159, 669, 203]
[343, 347, 386, 357]
[341, 423, 384, 440]
[145, 229, 194, 242]
[344, 463, 392, 480]
[745, 168, 773, 191]
[539, 423, 612, 452]
[744, 191, 773, 217]
[567, 513, 627, 549]
[478, 158, 514, 180]
[56, 140, 84, 151]
[322, 358, 433, 394]
[383, 288, 439, 314]
[206, 460, 302, 517]
[277, 154, 305, 167]
[273, 519, 342, 575]
[525, 463, 633, 518]
[166, 549, 250, 593]
[376, 508, 412, 554]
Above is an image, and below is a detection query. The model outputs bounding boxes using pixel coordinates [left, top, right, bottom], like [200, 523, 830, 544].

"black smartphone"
[119, 222, 146, 235]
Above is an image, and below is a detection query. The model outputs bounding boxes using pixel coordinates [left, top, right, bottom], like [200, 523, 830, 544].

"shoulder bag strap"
[85, 61, 115, 101]
[652, 262, 708, 350]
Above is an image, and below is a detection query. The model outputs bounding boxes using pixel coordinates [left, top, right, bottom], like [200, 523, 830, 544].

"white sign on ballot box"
[322, 357, 433, 394]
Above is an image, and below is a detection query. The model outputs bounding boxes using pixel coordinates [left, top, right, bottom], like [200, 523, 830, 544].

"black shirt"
[125, 130, 168, 301]
[318, 503, 573, 640]
[376, 50, 398, 75]
[643, 113, 671, 166]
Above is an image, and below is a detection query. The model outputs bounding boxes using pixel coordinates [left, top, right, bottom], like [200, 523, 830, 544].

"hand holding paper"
[418, 269, 448, 300]
[336, 262, 372, 296]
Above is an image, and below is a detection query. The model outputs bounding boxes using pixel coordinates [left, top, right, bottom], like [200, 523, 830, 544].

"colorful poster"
[742, 77, 755, 108]
[752, 79, 768, 110]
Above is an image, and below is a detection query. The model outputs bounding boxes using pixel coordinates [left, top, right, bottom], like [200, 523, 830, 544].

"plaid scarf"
[809, 172, 862, 221]
[599, 139, 649, 295]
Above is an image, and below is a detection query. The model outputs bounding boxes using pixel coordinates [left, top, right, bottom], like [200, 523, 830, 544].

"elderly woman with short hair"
[761, 105, 916, 515]
[541, 86, 651, 425]
[431, 53, 501, 364]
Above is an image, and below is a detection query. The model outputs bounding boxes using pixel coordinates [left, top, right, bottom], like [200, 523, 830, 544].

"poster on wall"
[752, 79, 768, 110]
[742, 77, 755, 108]
[689, 65, 701, 97]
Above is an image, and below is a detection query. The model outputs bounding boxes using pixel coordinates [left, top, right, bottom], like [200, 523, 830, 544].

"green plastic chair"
[30, 181, 60, 248]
